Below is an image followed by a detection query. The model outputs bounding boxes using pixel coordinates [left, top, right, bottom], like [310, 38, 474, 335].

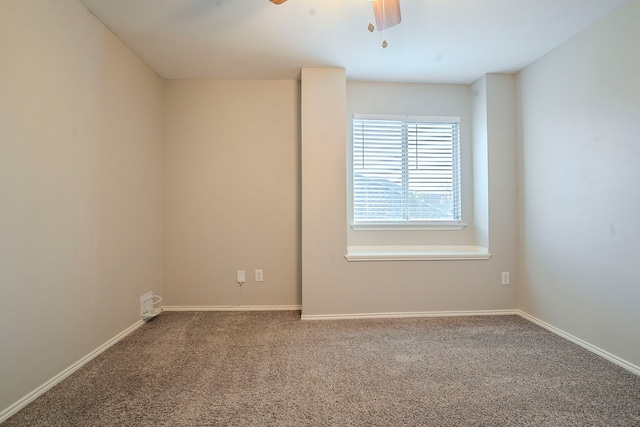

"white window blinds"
[353, 115, 461, 224]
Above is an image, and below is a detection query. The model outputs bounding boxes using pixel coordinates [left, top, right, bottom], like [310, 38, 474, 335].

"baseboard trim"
[301, 309, 518, 321]
[517, 310, 640, 376]
[162, 305, 302, 312]
[0, 319, 145, 424]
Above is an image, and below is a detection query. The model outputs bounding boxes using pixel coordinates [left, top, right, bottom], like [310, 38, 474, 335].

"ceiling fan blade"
[269, 0, 288, 4]
[372, 0, 401, 30]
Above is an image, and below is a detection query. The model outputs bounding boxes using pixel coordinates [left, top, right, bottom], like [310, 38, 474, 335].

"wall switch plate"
[255, 269, 263, 282]
[236, 270, 245, 284]
[501, 272, 510, 285]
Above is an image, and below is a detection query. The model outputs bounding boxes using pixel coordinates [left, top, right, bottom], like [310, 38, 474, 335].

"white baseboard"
[517, 310, 640, 376]
[301, 309, 518, 321]
[0, 320, 145, 424]
[162, 305, 302, 312]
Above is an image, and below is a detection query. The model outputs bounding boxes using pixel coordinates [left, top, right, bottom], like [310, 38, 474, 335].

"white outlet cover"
[501, 272, 510, 285]
[236, 270, 245, 283]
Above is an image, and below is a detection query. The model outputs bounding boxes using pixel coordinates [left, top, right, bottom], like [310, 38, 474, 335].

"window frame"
[351, 114, 464, 230]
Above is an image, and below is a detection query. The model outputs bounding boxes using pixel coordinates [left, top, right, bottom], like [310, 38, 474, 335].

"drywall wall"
[518, 0, 640, 367]
[471, 76, 490, 249]
[301, 69, 518, 317]
[484, 74, 519, 270]
[0, 0, 163, 414]
[162, 80, 300, 307]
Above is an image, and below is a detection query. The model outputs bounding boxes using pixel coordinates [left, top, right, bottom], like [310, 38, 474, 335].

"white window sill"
[351, 222, 466, 231]
[345, 245, 491, 262]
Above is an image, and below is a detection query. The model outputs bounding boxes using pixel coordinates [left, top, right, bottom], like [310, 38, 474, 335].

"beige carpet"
[5, 311, 640, 426]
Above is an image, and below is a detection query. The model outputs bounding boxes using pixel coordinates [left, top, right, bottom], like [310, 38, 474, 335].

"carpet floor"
[4, 312, 640, 426]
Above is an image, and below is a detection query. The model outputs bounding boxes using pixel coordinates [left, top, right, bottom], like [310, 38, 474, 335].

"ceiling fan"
[268, 0, 402, 32]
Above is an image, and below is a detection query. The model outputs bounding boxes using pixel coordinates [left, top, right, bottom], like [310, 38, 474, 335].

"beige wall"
[0, 0, 163, 413]
[162, 80, 300, 307]
[301, 69, 518, 317]
[471, 76, 490, 249]
[518, 0, 640, 367]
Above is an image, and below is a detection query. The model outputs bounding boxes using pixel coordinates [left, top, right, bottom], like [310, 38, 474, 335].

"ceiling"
[78, 0, 628, 84]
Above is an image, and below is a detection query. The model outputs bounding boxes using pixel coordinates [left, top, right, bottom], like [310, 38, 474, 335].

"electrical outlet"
[255, 269, 263, 282]
[236, 270, 245, 284]
[501, 272, 510, 285]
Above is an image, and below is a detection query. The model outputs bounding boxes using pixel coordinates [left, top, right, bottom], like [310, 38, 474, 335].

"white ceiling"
[78, 0, 628, 84]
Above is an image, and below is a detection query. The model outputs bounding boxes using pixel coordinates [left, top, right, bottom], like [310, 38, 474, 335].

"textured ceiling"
[79, 0, 628, 83]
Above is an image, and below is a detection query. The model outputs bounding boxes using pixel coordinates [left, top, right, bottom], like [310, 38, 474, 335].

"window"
[352, 115, 461, 227]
